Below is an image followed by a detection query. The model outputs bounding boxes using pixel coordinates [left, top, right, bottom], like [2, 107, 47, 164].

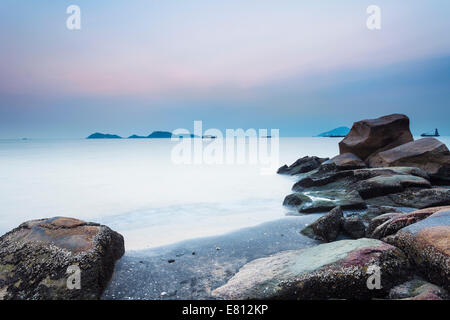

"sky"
[0, 0, 450, 138]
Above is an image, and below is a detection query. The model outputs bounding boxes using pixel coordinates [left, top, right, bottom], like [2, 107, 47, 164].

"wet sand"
[103, 215, 323, 300]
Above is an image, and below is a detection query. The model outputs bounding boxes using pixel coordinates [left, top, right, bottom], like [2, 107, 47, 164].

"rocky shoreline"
[213, 114, 449, 300]
[1, 114, 449, 300]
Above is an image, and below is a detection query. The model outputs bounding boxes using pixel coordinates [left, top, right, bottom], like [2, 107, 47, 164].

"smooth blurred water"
[1, 137, 447, 250]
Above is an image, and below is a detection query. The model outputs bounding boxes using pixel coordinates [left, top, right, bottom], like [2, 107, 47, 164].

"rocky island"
[87, 132, 122, 139]
[316, 126, 351, 137]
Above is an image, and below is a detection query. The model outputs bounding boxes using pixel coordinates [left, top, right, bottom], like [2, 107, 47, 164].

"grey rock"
[278, 156, 329, 175]
[300, 207, 343, 242]
[367, 188, 450, 209]
[212, 239, 411, 300]
[342, 216, 366, 239]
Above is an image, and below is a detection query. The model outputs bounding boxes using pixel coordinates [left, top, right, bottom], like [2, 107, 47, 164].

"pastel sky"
[1, 0, 450, 138]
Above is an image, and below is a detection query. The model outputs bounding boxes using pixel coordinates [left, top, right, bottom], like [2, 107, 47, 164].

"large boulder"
[339, 114, 413, 161]
[278, 156, 329, 175]
[0, 217, 125, 300]
[300, 207, 343, 242]
[384, 210, 450, 290]
[370, 206, 450, 239]
[212, 238, 411, 300]
[368, 138, 450, 184]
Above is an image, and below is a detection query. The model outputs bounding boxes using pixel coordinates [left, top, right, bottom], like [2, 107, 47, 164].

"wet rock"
[342, 216, 366, 239]
[283, 190, 366, 213]
[339, 114, 413, 161]
[292, 167, 355, 190]
[277, 156, 329, 175]
[384, 210, 450, 290]
[352, 174, 431, 199]
[283, 193, 312, 207]
[370, 206, 450, 239]
[368, 138, 450, 184]
[361, 206, 403, 224]
[297, 190, 366, 213]
[388, 278, 448, 300]
[300, 207, 343, 242]
[366, 212, 403, 238]
[293, 167, 428, 192]
[212, 238, 411, 300]
[0, 217, 124, 300]
[325, 153, 367, 170]
[290, 167, 430, 212]
[367, 188, 450, 209]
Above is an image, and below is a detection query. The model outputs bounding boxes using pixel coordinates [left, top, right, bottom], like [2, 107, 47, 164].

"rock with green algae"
[0, 217, 124, 300]
[212, 238, 411, 300]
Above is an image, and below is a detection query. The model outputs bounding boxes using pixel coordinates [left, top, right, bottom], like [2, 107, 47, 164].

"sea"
[1, 136, 447, 251]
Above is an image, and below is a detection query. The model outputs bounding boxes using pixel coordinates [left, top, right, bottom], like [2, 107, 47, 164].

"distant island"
[316, 126, 350, 138]
[88, 131, 174, 139]
[87, 128, 353, 139]
[147, 131, 172, 139]
[87, 132, 122, 139]
[128, 134, 147, 139]
[88, 131, 213, 139]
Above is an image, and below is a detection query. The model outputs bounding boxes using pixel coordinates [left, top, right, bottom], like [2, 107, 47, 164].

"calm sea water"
[0, 137, 447, 250]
